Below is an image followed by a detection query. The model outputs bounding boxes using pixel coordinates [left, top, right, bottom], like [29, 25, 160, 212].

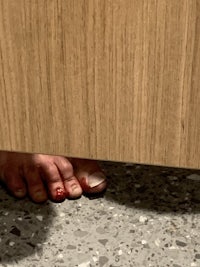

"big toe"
[69, 158, 107, 194]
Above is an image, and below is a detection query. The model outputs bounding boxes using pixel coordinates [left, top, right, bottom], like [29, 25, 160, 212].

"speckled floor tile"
[1, 161, 200, 267]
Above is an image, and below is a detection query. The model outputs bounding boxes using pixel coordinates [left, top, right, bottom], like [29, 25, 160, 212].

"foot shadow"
[99, 161, 200, 214]
[0, 186, 56, 264]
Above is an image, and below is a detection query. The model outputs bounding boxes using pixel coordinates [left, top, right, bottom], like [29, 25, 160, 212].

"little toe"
[1, 169, 27, 199]
[54, 157, 82, 199]
[69, 158, 107, 194]
[23, 167, 47, 203]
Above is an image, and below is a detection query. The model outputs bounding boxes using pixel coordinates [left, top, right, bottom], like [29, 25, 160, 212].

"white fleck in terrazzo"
[187, 174, 200, 181]
[0, 161, 200, 266]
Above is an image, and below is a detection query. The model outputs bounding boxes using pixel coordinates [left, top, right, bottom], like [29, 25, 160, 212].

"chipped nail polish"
[55, 187, 66, 201]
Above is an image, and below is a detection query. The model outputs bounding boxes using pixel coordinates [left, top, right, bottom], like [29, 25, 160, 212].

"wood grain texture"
[0, 0, 200, 168]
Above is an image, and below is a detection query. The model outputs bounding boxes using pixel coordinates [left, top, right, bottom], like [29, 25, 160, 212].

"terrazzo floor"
[1, 161, 200, 267]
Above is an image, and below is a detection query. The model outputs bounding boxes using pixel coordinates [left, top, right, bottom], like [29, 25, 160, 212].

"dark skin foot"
[0, 151, 107, 203]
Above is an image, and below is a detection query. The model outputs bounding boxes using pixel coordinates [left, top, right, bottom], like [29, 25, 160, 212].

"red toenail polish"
[55, 188, 66, 201]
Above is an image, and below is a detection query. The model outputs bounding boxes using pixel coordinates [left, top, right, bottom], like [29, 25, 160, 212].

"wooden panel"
[0, 0, 200, 168]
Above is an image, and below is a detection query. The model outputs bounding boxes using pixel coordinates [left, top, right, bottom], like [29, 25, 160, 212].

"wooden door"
[0, 0, 200, 169]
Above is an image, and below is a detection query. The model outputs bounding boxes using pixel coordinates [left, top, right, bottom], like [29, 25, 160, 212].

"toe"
[40, 162, 67, 202]
[2, 168, 27, 199]
[69, 158, 107, 194]
[62, 174, 83, 199]
[23, 167, 47, 203]
[54, 157, 82, 199]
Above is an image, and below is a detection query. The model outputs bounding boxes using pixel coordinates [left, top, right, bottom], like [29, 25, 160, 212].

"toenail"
[55, 187, 66, 201]
[34, 191, 46, 200]
[87, 172, 106, 188]
[15, 189, 25, 197]
[71, 184, 78, 190]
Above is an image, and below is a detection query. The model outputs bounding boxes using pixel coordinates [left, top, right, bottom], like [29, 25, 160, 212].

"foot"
[0, 151, 107, 203]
